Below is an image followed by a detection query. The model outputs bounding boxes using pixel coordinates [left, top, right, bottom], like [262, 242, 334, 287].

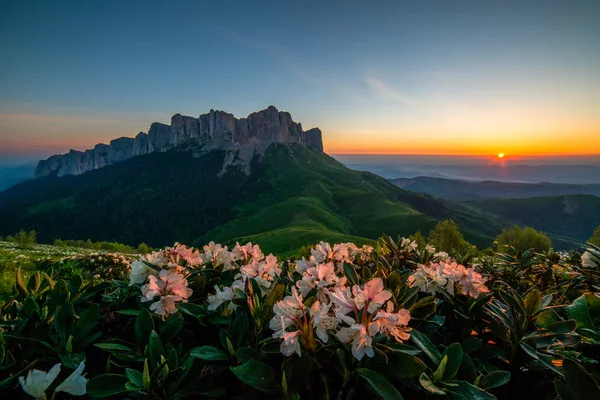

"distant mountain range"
[0, 107, 597, 253]
[391, 176, 600, 201]
[35, 106, 323, 178]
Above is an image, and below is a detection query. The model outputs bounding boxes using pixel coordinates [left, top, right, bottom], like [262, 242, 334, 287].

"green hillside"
[0, 144, 510, 255]
[467, 194, 600, 248]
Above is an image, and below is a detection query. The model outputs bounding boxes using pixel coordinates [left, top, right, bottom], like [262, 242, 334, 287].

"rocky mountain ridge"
[34, 106, 323, 177]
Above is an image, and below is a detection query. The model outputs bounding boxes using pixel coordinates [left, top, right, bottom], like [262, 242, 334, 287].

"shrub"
[427, 220, 471, 255]
[495, 226, 552, 253]
[588, 225, 600, 246]
[1, 238, 598, 399]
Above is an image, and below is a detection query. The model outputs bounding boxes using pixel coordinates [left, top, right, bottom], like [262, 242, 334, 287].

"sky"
[1, 0, 599, 164]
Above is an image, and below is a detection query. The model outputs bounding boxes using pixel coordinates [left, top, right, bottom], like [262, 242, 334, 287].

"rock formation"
[34, 106, 324, 178]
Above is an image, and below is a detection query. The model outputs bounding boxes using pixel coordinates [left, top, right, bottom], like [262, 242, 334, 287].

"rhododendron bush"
[1, 239, 599, 399]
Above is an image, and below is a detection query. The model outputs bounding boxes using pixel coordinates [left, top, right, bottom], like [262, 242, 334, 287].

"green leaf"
[386, 351, 426, 378]
[53, 302, 75, 348]
[562, 359, 600, 399]
[159, 312, 183, 344]
[87, 374, 130, 398]
[409, 296, 437, 319]
[190, 346, 230, 361]
[143, 359, 150, 390]
[523, 320, 577, 340]
[48, 280, 70, 311]
[566, 293, 600, 330]
[519, 342, 563, 377]
[135, 309, 155, 348]
[419, 373, 446, 395]
[357, 368, 403, 400]
[524, 289, 542, 317]
[439, 343, 463, 381]
[16, 267, 29, 297]
[410, 329, 441, 364]
[230, 360, 280, 393]
[461, 353, 477, 383]
[148, 330, 164, 367]
[67, 274, 83, 295]
[479, 371, 511, 390]
[467, 293, 492, 316]
[461, 338, 482, 354]
[433, 355, 448, 382]
[126, 368, 143, 387]
[442, 380, 496, 400]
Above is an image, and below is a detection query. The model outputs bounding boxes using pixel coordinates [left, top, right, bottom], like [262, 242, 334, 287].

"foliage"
[5, 229, 37, 249]
[1, 237, 598, 399]
[427, 220, 472, 256]
[495, 226, 552, 253]
[589, 225, 600, 247]
[53, 238, 145, 253]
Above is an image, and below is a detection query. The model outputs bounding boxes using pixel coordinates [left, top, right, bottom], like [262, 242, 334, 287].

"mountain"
[0, 144, 509, 256]
[35, 106, 323, 178]
[391, 176, 600, 201]
[466, 195, 600, 249]
[0, 162, 36, 191]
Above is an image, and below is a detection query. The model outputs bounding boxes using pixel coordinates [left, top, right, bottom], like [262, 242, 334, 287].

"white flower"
[309, 300, 338, 343]
[207, 285, 236, 311]
[129, 259, 157, 285]
[19, 363, 62, 399]
[55, 361, 87, 396]
[272, 316, 302, 357]
[336, 324, 375, 361]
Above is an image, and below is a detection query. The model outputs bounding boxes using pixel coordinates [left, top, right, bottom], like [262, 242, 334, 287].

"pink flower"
[141, 269, 192, 319]
[372, 301, 411, 342]
[353, 278, 392, 313]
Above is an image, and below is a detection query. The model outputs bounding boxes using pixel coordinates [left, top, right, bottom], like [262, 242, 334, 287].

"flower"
[201, 241, 234, 270]
[232, 242, 264, 262]
[207, 285, 235, 311]
[309, 300, 338, 343]
[19, 363, 62, 399]
[372, 301, 411, 342]
[140, 269, 193, 319]
[55, 361, 87, 396]
[272, 316, 302, 356]
[408, 261, 489, 298]
[353, 278, 392, 313]
[336, 324, 375, 361]
[129, 259, 157, 285]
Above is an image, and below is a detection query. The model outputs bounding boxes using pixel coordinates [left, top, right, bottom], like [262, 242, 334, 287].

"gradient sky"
[1, 0, 599, 163]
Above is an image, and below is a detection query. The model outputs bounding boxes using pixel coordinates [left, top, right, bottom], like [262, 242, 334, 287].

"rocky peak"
[34, 106, 324, 178]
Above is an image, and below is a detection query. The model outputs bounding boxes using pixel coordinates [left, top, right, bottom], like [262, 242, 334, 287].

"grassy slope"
[467, 194, 600, 248]
[0, 144, 508, 256]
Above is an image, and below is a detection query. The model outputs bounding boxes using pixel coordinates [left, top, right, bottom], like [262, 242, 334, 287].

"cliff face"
[35, 106, 324, 178]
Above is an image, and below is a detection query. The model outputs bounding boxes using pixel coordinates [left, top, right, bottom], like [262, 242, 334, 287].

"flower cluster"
[295, 241, 374, 274]
[130, 243, 200, 319]
[261, 242, 411, 361]
[141, 269, 193, 319]
[207, 242, 282, 310]
[408, 260, 489, 298]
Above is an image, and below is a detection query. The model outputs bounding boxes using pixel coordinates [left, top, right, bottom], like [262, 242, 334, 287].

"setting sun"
[498, 153, 505, 159]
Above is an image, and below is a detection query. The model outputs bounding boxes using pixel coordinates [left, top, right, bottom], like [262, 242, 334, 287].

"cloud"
[364, 71, 421, 106]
